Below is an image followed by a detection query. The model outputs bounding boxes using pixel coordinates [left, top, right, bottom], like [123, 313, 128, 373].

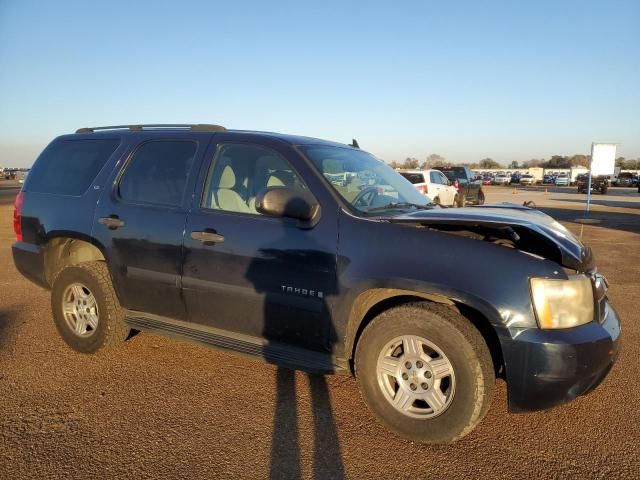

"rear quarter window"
[27, 138, 120, 195]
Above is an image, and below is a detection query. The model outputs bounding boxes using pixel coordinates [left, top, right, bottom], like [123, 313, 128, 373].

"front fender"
[340, 279, 506, 360]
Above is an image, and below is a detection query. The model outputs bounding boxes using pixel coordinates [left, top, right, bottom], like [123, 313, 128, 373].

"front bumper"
[502, 300, 621, 412]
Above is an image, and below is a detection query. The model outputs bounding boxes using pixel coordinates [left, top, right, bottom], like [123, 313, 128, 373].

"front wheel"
[51, 261, 130, 353]
[355, 303, 494, 444]
[476, 190, 485, 205]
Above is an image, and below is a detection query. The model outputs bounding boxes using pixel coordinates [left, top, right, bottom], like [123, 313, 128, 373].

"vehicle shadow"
[515, 185, 574, 193]
[552, 197, 640, 210]
[537, 206, 640, 236]
[0, 184, 21, 206]
[0, 308, 18, 350]
[245, 223, 345, 480]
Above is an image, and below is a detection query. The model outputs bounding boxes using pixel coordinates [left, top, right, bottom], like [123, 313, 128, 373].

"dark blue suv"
[12, 124, 621, 444]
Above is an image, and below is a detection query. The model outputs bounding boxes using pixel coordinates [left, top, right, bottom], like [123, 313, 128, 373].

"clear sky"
[1, 0, 638, 167]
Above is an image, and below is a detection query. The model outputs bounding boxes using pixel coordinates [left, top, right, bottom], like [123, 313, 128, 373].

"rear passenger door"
[93, 136, 208, 320]
[437, 171, 455, 205]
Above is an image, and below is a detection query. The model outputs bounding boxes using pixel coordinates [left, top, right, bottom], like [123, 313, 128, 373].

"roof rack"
[75, 124, 226, 134]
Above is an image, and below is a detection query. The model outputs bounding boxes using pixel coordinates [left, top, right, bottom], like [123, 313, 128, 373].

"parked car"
[543, 174, 555, 184]
[509, 173, 520, 184]
[12, 124, 620, 445]
[397, 169, 458, 207]
[576, 174, 608, 194]
[554, 174, 570, 186]
[435, 166, 485, 207]
[492, 174, 510, 186]
[614, 172, 634, 187]
[482, 175, 493, 185]
[519, 174, 536, 186]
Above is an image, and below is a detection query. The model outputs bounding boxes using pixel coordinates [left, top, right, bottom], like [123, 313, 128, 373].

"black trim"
[124, 312, 348, 374]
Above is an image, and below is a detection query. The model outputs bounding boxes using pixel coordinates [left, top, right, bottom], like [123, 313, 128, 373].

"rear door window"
[118, 140, 197, 207]
[429, 172, 441, 184]
[27, 139, 120, 195]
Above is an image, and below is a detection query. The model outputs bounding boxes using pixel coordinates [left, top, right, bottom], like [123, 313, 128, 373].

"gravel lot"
[1, 181, 639, 479]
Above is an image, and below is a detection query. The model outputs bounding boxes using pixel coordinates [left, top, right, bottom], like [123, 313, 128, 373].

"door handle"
[98, 216, 125, 229]
[191, 231, 224, 244]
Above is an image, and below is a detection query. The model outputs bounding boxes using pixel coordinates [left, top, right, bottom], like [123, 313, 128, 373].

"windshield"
[398, 172, 425, 184]
[301, 145, 432, 214]
[439, 168, 464, 181]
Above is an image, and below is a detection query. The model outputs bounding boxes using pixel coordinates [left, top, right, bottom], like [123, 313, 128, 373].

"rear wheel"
[355, 303, 494, 444]
[476, 190, 485, 205]
[51, 261, 130, 353]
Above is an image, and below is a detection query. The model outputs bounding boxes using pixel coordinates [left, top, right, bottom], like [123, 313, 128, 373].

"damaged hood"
[388, 203, 593, 271]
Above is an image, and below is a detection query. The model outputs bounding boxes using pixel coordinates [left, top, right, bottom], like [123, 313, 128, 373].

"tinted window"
[119, 141, 197, 206]
[27, 139, 119, 195]
[438, 167, 465, 181]
[399, 172, 425, 184]
[202, 143, 308, 215]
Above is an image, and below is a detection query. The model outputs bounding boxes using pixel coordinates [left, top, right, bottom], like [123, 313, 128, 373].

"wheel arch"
[43, 235, 107, 286]
[345, 288, 504, 378]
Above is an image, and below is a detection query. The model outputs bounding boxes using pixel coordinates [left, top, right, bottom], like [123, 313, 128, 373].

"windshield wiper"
[366, 202, 434, 213]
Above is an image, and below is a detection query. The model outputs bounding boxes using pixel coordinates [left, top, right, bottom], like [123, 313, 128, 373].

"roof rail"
[75, 124, 226, 134]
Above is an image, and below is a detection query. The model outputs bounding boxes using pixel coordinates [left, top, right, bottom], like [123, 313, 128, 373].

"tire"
[476, 190, 485, 205]
[433, 196, 441, 206]
[51, 261, 130, 353]
[601, 187, 607, 195]
[456, 194, 466, 208]
[355, 302, 494, 444]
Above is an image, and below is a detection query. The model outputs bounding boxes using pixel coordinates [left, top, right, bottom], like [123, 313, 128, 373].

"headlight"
[530, 275, 594, 329]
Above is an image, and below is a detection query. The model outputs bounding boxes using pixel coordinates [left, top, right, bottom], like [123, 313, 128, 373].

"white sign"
[591, 143, 616, 176]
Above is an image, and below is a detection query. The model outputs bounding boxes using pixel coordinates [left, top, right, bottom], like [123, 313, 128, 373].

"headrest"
[219, 165, 236, 189]
[267, 170, 295, 188]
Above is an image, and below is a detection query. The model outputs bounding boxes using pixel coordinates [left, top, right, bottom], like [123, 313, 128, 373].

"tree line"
[389, 154, 640, 170]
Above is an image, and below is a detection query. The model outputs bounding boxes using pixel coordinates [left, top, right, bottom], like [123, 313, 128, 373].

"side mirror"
[255, 186, 320, 225]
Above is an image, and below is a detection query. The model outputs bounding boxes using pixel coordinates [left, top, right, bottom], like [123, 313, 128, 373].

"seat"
[266, 170, 295, 188]
[212, 165, 252, 213]
[246, 154, 296, 212]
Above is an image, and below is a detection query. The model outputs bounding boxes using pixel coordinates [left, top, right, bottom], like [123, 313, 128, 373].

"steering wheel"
[352, 186, 379, 208]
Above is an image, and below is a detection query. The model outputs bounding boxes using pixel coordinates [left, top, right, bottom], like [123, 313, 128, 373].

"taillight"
[417, 184, 428, 194]
[13, 192, 24, 242]
[453, 180, 460, 191]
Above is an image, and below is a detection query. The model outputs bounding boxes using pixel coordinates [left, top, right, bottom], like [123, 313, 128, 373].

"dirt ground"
[1, 182, 639, 479]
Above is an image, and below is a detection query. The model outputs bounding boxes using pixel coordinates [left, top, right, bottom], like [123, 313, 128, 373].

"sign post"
[587, 143, 616, 217]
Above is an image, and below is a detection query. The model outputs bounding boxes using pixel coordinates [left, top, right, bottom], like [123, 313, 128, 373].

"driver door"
[181, 138, 338, 353]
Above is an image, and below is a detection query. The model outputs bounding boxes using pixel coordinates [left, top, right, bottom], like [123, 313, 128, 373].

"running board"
[124, 312, 348, 374]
